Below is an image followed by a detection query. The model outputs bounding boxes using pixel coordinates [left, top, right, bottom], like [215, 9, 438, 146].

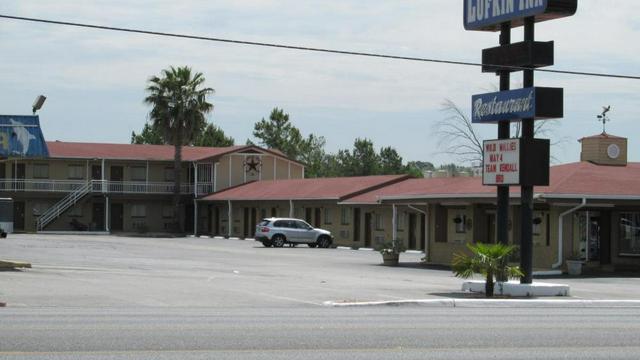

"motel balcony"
[0, 179, 214, 196]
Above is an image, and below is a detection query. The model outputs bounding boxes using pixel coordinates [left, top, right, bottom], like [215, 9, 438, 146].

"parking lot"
[2, 234, 640, 308]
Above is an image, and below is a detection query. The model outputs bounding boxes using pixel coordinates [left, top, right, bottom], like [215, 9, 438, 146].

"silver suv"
[254, 218, 333, 248]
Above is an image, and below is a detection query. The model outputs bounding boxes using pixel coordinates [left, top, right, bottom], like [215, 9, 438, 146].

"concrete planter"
[382, 253, 400, 266]
[566, 260, 583, 276]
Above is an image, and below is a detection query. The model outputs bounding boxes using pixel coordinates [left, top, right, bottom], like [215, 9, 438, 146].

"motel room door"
[14, 163, 25, 190]
[364, 213, 372, 248]
[92, 202, 105, 231]
[110, 203, 123, 231]
[110, 166, 123, 192]
[408, 213, 417, 250]
[353, 208, 361, 243]
[13, 201, 25, 231]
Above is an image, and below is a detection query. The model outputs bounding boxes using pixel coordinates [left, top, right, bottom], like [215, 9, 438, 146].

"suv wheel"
[272, 235, 286, 248]
[317, 236, 331, 248]
[262, 241, 273, 248]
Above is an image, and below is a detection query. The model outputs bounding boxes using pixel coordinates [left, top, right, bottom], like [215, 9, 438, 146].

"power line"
[1, 14, 639, 81]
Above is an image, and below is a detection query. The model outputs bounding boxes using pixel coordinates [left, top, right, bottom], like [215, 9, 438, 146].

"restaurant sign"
[471, 87, 563, 123]
[464, 0, 577, 32]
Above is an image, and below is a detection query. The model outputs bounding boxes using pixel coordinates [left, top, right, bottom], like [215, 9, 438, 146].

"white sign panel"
[483, 139, 520, 185]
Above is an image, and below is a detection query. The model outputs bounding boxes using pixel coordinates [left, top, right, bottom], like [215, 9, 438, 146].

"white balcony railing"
[0, 179, 214, 196]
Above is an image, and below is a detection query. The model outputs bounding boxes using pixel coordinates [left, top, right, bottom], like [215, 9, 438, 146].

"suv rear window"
[258, 220, 271, 226]
[273, 220, 289, 228]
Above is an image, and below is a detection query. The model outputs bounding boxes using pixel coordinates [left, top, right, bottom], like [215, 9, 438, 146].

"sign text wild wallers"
[483, 139, 521, 185]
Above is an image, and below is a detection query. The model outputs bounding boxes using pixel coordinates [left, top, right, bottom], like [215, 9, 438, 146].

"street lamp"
[32, 95, 47, 115]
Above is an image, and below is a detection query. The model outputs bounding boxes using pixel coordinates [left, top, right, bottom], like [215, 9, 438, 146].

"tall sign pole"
[464, 0, 577, 284]
[520, 16, 535, 283]
[497, 22, 511, 247]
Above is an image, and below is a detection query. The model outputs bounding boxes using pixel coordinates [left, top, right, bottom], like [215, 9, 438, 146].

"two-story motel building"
[1, 131, 639, 272]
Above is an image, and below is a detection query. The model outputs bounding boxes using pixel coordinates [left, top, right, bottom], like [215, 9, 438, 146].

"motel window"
[131, 204, 146, 218]
[324, 208, 333, 225]
[164, 167, 175, 181]
[131, 166, 146, 181]
[532, 212, 543, 236]
[375, 214, 384, 231]
[32, 164, 49, 179]
[619, 213, 640, 256]
[340, 208, 351, 225]
[397, 212, 405, 231]
[454, 213, 467, 234]
[162, 205, 174, 219]
[68, 165, 84, 180]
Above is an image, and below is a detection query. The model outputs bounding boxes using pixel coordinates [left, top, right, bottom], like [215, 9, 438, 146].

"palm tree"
[452, 243, 523, 297]
[144, 66, 214, 232]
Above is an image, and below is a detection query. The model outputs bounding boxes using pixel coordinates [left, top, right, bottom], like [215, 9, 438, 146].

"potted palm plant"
[376, 241, 406, 266]
[452, 243, 523, 298]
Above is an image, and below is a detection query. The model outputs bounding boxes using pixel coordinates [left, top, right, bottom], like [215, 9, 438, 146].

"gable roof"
[45, 141, 301, 164]
[359, 162, 640, 203]
[201, 175, 410, 201]
[537, 161, 640, 199]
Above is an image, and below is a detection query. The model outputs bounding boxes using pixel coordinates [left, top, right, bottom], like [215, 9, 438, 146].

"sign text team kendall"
[464, 0, 577, 31]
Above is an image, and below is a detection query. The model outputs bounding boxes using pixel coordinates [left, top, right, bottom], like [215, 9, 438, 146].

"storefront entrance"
[574, 211, 611, 263]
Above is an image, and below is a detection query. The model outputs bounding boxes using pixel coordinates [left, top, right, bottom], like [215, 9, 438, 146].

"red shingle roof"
[45, 141, 297, 163]
[538, 161, 640, 197]
[201, 175, 410, 201]
[342, 177, 493, 204]
[352, 162, 640, 202]
[200, 162, 640, 203]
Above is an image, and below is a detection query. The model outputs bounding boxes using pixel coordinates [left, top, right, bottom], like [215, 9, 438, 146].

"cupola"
[579, 132, 627, 166]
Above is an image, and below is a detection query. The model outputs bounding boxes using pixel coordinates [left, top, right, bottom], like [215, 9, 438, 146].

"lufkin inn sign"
[464, 0, 578, 31]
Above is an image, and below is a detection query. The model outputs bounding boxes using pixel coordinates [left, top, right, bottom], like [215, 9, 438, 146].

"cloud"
[1, 0, 639, 164]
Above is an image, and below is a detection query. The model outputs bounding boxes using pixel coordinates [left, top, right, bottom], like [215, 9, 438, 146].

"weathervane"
[597, 105, 611, 134]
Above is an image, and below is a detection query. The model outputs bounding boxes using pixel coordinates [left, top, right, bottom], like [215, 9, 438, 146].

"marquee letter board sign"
[483, 138, 550, 186]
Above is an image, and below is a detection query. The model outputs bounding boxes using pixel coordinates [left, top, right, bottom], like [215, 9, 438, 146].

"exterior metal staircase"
[36, 181, 93, 231]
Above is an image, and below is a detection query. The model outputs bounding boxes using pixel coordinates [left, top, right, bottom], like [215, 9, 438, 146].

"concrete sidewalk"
[324, 298, 640, 308]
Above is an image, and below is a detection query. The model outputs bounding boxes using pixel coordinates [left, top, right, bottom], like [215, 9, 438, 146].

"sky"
[1, 1, 638, 165]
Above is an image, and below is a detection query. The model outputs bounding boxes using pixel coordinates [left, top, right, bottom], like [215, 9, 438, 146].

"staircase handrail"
[36, 181, 93, 230]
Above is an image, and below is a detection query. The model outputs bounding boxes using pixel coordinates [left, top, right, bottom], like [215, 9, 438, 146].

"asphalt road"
[2, 307, 640, 359]
[1, 234, 640, 359]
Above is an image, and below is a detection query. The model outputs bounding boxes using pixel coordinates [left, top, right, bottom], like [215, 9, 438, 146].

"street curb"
[323, 299, 640, 308]
[0, 260, 32, 269]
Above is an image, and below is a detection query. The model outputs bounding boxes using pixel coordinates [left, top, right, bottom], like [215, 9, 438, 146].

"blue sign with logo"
[0, 115, 49, 158]
[464, 0, 577, 31]
[471, 87, 563, 123]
